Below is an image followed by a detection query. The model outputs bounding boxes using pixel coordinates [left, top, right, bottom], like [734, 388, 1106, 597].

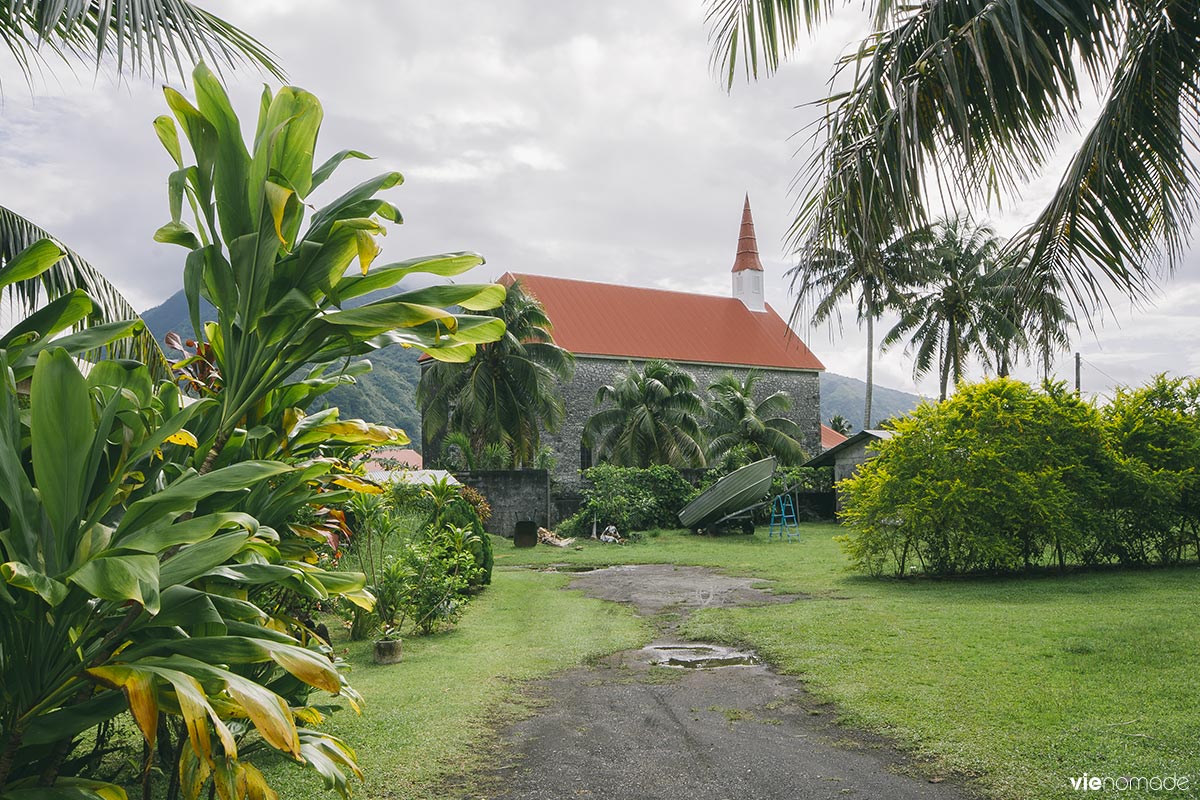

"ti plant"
[0, 351, 365, 799]
[152, 63, 506, 472]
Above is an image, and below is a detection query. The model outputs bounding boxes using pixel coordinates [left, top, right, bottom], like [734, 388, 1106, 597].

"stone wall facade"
[455, 469, 550, 537]
[543, 356, 822, 493]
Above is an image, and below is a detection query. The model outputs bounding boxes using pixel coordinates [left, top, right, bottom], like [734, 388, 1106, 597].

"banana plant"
[153, 63, 506, 469]
[0, 350, 366, 799]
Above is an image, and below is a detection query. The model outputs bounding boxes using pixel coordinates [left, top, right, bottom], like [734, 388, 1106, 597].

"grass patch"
[501, 526, 1200, 800]
[261, 569, 648, 799]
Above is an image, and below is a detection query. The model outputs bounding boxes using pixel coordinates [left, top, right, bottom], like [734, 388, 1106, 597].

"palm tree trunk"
[939, 337, 950, 401]
[864, 314, 874, 428]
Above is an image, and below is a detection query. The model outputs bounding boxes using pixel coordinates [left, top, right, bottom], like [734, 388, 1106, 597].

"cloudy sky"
[1, 0, 1196, 401]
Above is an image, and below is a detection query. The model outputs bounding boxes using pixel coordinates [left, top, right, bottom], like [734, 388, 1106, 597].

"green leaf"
[30, 349, 95, 545]
[118, 461, 292, 536]
[251, 85, 323, 201]
[333, 252, 484, 302]
[193, 63, 253, 243]
[1, 290, 93, 352]
[154, 221, 201, 250]
[118, 511, 259, 553]
[154, 115, 184, 168]
[68, 553, 160, 612]
[0, 238, 65, 288]
[158, 531, 254, 587]
[1, 561, 69, 606]
[311, 149, 372, 193]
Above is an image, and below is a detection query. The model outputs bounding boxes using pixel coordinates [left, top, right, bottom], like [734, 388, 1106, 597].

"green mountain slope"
[820, 372, 923, 431]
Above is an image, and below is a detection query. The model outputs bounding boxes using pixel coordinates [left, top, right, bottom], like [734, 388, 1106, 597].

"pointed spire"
[731, 194, 764, 273]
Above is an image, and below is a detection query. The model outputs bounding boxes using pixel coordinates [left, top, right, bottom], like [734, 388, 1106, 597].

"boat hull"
[678, 457, 777, 529]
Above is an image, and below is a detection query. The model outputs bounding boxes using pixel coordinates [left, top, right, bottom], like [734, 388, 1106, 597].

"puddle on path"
[643, 642, 760, 669]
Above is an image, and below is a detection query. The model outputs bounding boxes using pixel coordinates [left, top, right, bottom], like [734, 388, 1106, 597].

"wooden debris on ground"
[538, 527, 576, 547]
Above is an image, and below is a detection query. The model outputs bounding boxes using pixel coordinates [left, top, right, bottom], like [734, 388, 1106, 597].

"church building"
[497, 197, 826, 491]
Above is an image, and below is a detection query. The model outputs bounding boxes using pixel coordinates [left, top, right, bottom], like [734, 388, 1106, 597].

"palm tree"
[708, 0, 1197, 312]
[583, 360, 706, 469]
[828, 414, 852, 436]
[419, 280, 575, 468]
[883, 216, 1015, 399]
[787, 227, 927, 427]
[705, 371, 807, 467]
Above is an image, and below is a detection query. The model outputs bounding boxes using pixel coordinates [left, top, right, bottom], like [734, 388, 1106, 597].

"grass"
[260, 569, 648, 799]
[501, 526, 1200, 800]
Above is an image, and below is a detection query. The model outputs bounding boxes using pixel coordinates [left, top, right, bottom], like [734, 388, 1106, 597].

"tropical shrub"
[839, 378, 1116, 576]
[0, 351, 366, 798]
[1103, 375, 1200, 564]
[381, 527, 481, 635]
[153, 63, 504, 473]
[558, 464, 697, 537]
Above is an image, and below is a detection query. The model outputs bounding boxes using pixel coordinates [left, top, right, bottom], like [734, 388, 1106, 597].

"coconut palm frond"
[0, 205, 168, 374]
[0, 0, 281, 82]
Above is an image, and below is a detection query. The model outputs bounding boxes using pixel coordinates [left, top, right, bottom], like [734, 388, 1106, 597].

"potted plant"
[373, 625, 404, 664]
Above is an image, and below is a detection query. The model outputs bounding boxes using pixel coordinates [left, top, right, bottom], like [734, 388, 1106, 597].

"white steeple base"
[734, 269, 765, 312]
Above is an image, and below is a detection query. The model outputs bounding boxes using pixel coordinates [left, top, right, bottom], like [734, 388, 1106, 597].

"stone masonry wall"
[543, 357, 822, 494]
[456, 469, 550, 538]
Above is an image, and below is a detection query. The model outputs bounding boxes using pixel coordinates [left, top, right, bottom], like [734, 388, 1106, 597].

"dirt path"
[473, 565, 973, 800]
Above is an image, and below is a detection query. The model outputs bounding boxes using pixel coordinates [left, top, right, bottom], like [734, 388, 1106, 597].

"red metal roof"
[732, 195, 764, 273]
[499, 272, 824, 371]
[820, 424, 848, 450]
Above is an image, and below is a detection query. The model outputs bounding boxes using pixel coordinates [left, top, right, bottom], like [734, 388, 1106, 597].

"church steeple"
[732, 195, 765, 311]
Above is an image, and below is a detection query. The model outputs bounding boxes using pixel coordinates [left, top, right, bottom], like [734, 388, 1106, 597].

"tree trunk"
[198, 428, 231, 475]
[864, 314, 874, 428]
[939, 338, 949, 401]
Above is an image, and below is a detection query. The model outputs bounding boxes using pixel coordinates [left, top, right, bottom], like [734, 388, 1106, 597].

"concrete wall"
[456, 470, 550, 538]
[542, 356, 822, 492]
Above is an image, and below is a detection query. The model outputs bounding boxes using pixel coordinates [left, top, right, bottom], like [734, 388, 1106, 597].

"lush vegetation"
[344, 478, 493, 641]
[0, 66, 505, 800]
[419, 280, 574, 469]
[557, 464, 698, 538]
[585, 361, 812, 470]
[840, 376, 1200, 576]
[584, 359, 706, 468]
[704, 371, 806, 468]
[502, 526, 1200, 800]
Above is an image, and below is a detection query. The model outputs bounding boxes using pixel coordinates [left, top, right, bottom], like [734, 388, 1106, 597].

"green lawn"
[260, 569, 648, 799]
[501, 526, 1200, 800]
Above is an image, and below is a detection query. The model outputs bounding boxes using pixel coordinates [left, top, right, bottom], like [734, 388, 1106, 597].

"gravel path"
[471, 564, 974, 800]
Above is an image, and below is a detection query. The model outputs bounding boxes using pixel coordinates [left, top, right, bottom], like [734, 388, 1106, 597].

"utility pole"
[1075, 352, 1081, 394]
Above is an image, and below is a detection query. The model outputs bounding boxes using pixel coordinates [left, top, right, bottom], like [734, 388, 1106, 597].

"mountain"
[141, 289, 424, 447]
[820, 372, 924, 431]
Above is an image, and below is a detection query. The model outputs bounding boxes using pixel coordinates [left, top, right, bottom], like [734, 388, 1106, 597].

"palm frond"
[706, 0, 821, 88]
[0, 204, 168, 374]
[0, 0, 281, 83]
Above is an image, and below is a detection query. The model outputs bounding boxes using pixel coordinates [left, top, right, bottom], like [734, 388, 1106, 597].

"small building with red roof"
[421, 197, 827, 490]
